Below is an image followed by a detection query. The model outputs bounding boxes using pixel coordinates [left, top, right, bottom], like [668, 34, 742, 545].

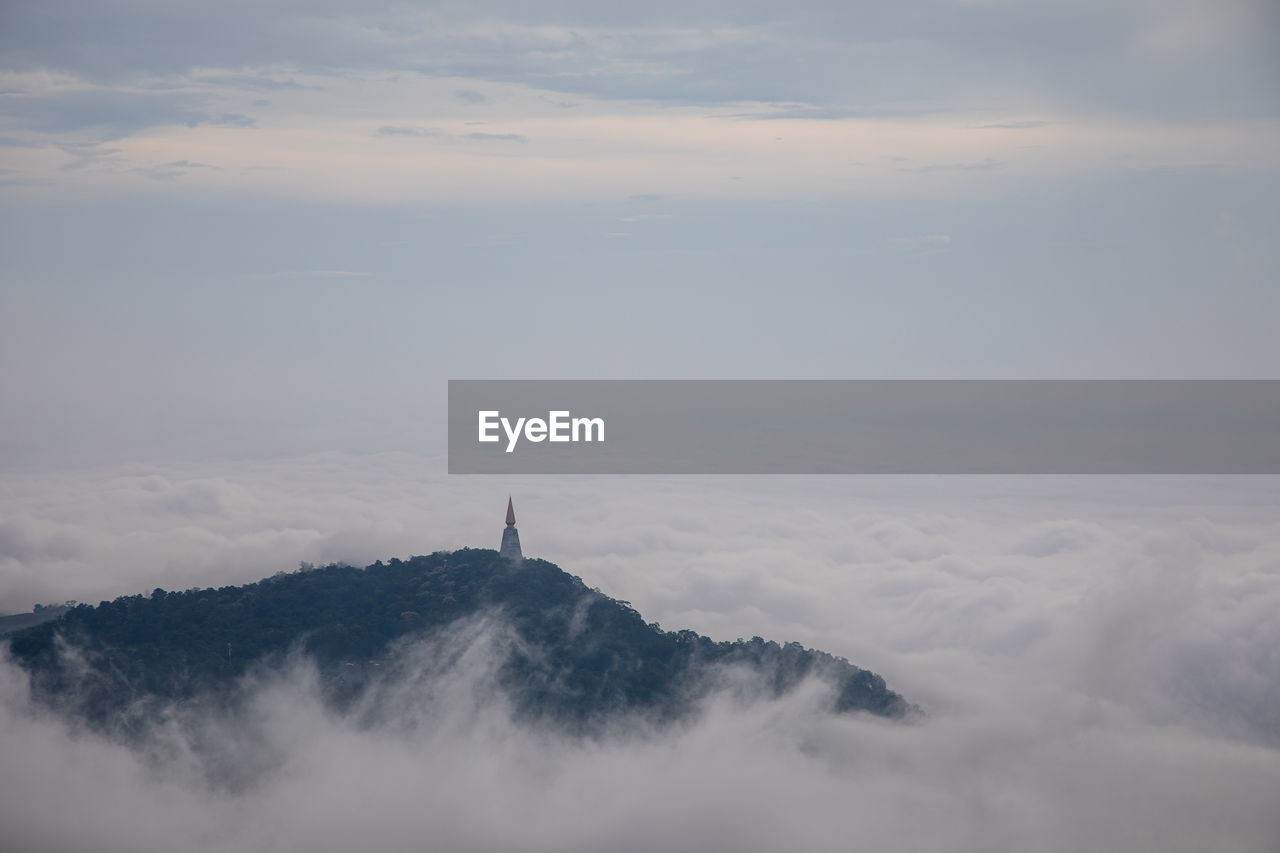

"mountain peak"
[7, 550, 912, 734]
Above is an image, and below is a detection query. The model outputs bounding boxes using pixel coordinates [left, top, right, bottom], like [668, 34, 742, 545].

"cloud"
[132, 159, 220, 181]
[2, 460, 1278, 739]
[975, 120, 1050, 129]
[2, 460, 1280, 847]
[53, 140, 126, 170]
[375, 125, 440, 137]
[206, 112, 256, 128]
[466, 131, 527, 143]
[618, 213, 672, 223]
[3, 596, 1280, 852]
[0, 515, 83, 563]
[0, 61, 1270, 206]
[1, 1, 1275, 120]
[901, 158, 1001, 174]
[1, 88, 207, 139]
[373, 125, 528, 146]
[1010, 521, 1102, 556]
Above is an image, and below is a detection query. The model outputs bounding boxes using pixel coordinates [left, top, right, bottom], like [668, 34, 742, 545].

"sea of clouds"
[2, 454, 1279, 851]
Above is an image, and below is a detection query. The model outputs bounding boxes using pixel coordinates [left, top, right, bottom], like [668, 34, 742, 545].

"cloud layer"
[4, 1, 1276, 116]
[3, 587, 1280, 852]
[2, 1, 1276, 203]
[2, 456, 1279, 849]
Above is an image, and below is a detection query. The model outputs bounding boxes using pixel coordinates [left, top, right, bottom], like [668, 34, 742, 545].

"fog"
[2, 458, 1279, 851]
[3, 619, 1279, 853]
[3, 0, 1277, 846]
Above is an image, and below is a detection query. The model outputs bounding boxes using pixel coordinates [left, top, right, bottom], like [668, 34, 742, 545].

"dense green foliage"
[7, 550, 910, 732]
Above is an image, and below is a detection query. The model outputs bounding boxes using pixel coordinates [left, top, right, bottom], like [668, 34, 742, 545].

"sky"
[2, 1, 1280, 851]
[1, 0, 1279, 467]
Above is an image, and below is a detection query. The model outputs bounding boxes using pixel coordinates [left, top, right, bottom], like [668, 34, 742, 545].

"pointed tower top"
[500, 496, 523, 564]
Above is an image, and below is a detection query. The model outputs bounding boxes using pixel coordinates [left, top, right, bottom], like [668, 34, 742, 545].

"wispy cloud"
[466, 132, 527, 143]
[207, 113, 256, 128]
[901, 158, 1001, 174]
[975, 120, 1049, 130]
[375, 127, 528, 144]
[132, 160, 220, 181]
[375, 125, 441, 137]
[618, 213, 672, 223]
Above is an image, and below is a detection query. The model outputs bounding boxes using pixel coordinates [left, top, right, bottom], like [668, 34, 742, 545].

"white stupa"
[499, 496, 524, 564]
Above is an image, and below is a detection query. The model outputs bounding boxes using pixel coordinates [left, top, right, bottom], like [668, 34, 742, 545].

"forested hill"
[7, 550, 911, 732]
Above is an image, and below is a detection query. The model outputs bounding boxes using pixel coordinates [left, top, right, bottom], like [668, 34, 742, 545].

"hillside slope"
[7, 549, 911, 732]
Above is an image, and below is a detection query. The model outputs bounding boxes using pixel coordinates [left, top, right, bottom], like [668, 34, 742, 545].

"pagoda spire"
[499, 496, 523, 564]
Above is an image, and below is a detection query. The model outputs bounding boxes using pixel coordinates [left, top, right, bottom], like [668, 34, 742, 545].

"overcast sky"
[2, 3, 1280, 851]
[2, 0, 1279, 468]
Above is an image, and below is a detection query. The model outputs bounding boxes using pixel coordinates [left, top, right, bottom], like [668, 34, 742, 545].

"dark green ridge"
[0, 604, 69, 638]
[7, 549, 912, 734]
